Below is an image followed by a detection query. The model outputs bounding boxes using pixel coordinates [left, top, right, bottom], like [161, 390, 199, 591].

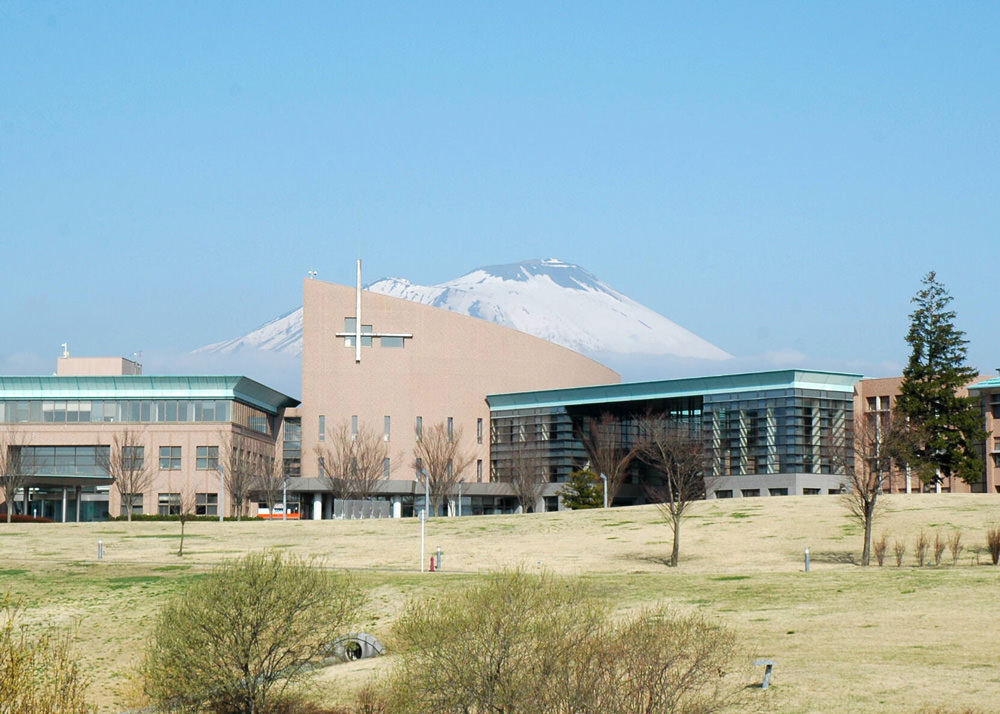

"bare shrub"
[914, 530, 929, 567]
[949, 530, 964, 566]
[873, 533, 889, 567]
[933, 530, 946, 566]
[894, 539, 907, 567]
[986, 527, 1000, 565]
[380, 568, 749, 714]
[142, 552, 362, 714]
[0, 594, 93, 713]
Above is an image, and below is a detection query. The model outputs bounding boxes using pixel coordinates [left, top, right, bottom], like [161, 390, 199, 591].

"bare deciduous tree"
[495, 429, 549, 513]
[576, 412, 638, 505]
[98, 428, 152, 522]
[0, 430, 31, 523]
[839, 409, 907, 566]
[315, 420, 390, 502]
[176, 491, 197, 557]
[412, 422, 475, 516]
[253, 455, 286, 519]
[221, 432, 269, 521]
[636, 417, 708, 568]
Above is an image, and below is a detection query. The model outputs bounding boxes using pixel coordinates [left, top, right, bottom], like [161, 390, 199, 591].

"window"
[476, 459, 483, 483]
[381, 336, 404, 348]
[196, 446, 219, 470]
[415, 457, 423, 478]
[447, 417, 454, 442]
[714, 489, 733, 499]
[196, 493, 218, 516]
[383, 457, 391, 479]
[318, 456, 326, 478]
[319, 415, 326, 441]
[384, 416, 391, 442]
[416, 416, 423, 441]
[993, 454, 1000, 469]
[477, 418, 483, 444]
[803, 488, 821, 495]
[157, 492, 180, 516]
[159, 446, 181, 470]
[120, 493, 143, 516]
[352, 415, 358, 438]
[768, 488, 789, 496]
[122, 446, 144, 471]
[741, 488, 760, 497]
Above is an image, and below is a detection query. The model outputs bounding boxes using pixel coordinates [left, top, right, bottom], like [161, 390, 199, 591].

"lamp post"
[419, 470, 430, 572]
[217, 464, 225, 523]
[457, 479, 464, 517]
[599, 472, 608, 509]
[282, 478, 288, 521]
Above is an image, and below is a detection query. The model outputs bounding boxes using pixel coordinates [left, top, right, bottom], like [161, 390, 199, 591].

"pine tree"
[557, 469, 604, 509]
[895, 272, 987, 486]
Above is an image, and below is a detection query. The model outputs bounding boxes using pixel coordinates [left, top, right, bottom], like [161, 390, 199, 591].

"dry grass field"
[3, 493, 1000, 713]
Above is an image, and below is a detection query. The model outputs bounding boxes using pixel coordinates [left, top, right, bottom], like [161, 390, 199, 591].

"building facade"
[489, 369, 861, 502]
[0, 357, 298, 521]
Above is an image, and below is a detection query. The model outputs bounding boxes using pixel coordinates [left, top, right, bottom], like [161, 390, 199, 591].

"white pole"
[218, 465, 225, 523]
[458, 479, 463, 517]
[282, 480, 287, 521]
[599, 473, 608, 508]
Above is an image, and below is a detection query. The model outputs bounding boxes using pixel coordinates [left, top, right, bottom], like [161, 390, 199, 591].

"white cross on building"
[334, 260, 414, 363]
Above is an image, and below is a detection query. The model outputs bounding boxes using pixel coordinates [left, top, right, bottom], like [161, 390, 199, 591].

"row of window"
[318, 415, 484, 445]
[0, 399, 273, 435]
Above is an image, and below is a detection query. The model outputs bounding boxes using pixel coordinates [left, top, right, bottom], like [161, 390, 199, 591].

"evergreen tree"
[557, 469, 604, 509]
[896, 272, 987, 485]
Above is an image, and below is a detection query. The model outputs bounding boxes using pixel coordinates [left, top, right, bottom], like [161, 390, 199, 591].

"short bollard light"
[436, 545, 443, 571]
[97, 539, 104, 561]
[804, 547, 810, 572]
[754, 659, 777, 689]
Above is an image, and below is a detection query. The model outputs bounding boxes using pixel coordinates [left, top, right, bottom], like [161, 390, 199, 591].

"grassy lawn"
[3, 493, 1000, 713]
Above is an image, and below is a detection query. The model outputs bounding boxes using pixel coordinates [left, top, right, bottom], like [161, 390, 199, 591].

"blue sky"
[2, 2, 998, 391]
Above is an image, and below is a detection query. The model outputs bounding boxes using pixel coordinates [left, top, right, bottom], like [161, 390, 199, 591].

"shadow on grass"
[809, 550, 857, 565]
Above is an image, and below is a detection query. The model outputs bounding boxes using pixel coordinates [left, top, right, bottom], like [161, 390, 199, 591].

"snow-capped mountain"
[195, 259, 731, 361]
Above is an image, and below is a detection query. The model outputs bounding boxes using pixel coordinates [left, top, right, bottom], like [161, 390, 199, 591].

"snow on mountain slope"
[194, 307, 303, 355]
[194, 259, 731, 361]
[367, 259, 731, 359]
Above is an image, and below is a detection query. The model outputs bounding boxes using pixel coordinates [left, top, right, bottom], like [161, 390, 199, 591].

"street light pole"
[217, 464, 225, 523]
[282, 479, 287, 521]
[599, 473, 608, 509]
[458, 479, 464, 517]
[419, 470, 430, 572]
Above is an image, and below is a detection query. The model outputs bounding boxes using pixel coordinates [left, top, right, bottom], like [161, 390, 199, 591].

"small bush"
[0, 594, 93, 713]
[914, 530, 929, 567]
[873, 533, 889, 567]
[986, 527, 1000, 565]
[949, 530, 964, 566]
[894, 539, 907, 567]
[142, 551, 363, 714]
[933, 530, 946, 566]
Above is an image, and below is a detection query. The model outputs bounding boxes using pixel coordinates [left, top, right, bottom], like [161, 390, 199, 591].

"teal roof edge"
[967, 377, 1000, 393]
[0, 375, 300, 414]
[487, 369, 863, 411]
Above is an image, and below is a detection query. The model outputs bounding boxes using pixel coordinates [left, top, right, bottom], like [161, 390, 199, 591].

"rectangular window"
[122, 446, 144, 471]
[384, 416, 391, 442]
[157, 492, 180, 516]
[866, 397, 877, 411]
[477, 418, 483, 444]
[476, 459, 483, 483]
[352, 415, 358, 438]
[159, 446, 181, 470]
[768, 488, 789, 497]
[381, 336, 404, 348]
[447, 417, 454, 442]
[319, 415, 326, 441]
[992, 454, 1000, 468]
[383, 457, 391, 479]
[741, 489, 760, 498]
[803, 488, 821, 495]
[196, 446, 219, 470]
[196, 492, 218, 516]
[714, 490, 734, 499]
[318, 456, 326, 478]
[119, 493, 143, 516]
[416, 416, 423, 441]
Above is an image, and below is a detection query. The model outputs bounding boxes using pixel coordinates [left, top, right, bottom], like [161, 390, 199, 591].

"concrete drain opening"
[327, 632, 385, 662]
